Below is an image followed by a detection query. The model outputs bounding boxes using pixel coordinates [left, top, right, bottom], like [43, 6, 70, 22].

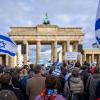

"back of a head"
[30, 64, 35, 70]
[11, 72, 19, 80]
[33, 64, 41, 74]
[1, 73, 11, 85]
[29, 71, 35, 78]
[94, 67, 100, 73]
[0, 90, 18, 100]
[72, 68, 79, 77]
[82, 65, 88, 70]
[23, 65, 28, 69]
[46, 75, 57, 89]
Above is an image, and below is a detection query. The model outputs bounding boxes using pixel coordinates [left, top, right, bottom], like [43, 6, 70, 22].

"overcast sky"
[0, 0, 99, 48]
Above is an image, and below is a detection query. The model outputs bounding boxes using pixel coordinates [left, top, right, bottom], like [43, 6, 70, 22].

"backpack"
[0, 90, 18, 100]
[68, 77, 83, 100]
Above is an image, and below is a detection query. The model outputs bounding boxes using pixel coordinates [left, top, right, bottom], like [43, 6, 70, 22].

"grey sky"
[0, 0, 99, 48]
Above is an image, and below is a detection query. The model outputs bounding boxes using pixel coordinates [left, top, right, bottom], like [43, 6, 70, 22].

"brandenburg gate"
[7, 23, 84, 67]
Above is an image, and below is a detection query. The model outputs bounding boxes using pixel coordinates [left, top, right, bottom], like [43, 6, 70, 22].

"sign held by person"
[66, 52, 78, 60]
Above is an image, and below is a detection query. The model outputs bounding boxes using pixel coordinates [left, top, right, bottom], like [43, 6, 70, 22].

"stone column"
[89, 55, 92, 65]
[10, 56, 16, 67]
[99, 54, 100, 62]
[23, 41, 28, 65]
[6, 55, 9, 66]
[62, 42, 66, 61]
[92, 54, 94, 63]
[53, 41, 57, 62]
[51, 42, 54, 63]
[84, 53, 86, 61]
[36, 41, 41, 64]
[80, 53, 82, 65]
[74, 42, 78, 52]
[67, 41, 70, 52]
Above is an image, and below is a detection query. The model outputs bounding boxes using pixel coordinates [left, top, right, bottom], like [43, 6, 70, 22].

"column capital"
[23, 40, 28, 44]
[37, 41, 41, 44]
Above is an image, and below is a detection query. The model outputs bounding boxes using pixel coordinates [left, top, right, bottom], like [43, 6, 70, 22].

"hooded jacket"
[64, 76, 84, 99]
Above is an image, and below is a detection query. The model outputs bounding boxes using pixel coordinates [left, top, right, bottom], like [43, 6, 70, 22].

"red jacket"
[90, 67, 95, 75]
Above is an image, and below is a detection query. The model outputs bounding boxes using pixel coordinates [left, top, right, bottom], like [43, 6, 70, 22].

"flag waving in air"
[0, 33, 17, 56]
[95, 0, 100, 48]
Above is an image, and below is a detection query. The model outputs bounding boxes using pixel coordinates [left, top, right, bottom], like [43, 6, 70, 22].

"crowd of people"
[0, 60, 100, 100]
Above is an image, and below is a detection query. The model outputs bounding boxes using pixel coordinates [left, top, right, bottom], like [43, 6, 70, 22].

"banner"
[66, 52, 78, 60]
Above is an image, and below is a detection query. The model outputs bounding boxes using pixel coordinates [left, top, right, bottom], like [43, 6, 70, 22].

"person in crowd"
[11, 71, 20, 89]
[86, 67, 100, 100]
[28, 71, 35, 78]
[0, 73, 25, 100]
[75, 60, 81, 68]
[26, 64, 46, 100]
[59, 67, 67, 94]
[63, 60, 68, 69]
[83, 61, 90, 66]
[80, 65, 91, 100]
[21, 65, 28, 77]
[64, 68, 84, 100]
[35, 75, 65, 100]
[96, 80, 100, 100]
[0, 90, 18, 100]
[90, 63, 96, 75]
[29, 64, 35, 72]
[19, 69, 29, 100]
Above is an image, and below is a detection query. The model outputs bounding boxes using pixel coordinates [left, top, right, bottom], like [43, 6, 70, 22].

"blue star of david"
[0, 41, 6, 48]
[96, 37, 100, 44]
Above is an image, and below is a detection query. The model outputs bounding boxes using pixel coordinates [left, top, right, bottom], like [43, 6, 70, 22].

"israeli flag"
[0, 33, 17, 56]
[95, 0, 100, 48]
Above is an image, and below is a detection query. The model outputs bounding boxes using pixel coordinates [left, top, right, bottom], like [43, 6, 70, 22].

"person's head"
[20, 68, 28, 77]
[0, 90, 18, 100]
[46, 76, 57, 89]
[23, 65, 28, 70]
[1, 73, 12, 85]
[81, 65, 88, 70]
[49, 68, 53, 75]
[72, 68, 79, 77]
[29, 71, 35, 78]
[94, 67, 100, 73]
[11, 72, 19, 87]
[61, 67, 67, 75]
[63, 60, 67, 67]
[30, 64, 35, 70]
[33, 64, 41, 74]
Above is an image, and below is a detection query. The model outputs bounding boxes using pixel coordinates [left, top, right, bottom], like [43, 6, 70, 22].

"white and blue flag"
[0, 33, 17, 56]
[95, 0, 100, 48]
